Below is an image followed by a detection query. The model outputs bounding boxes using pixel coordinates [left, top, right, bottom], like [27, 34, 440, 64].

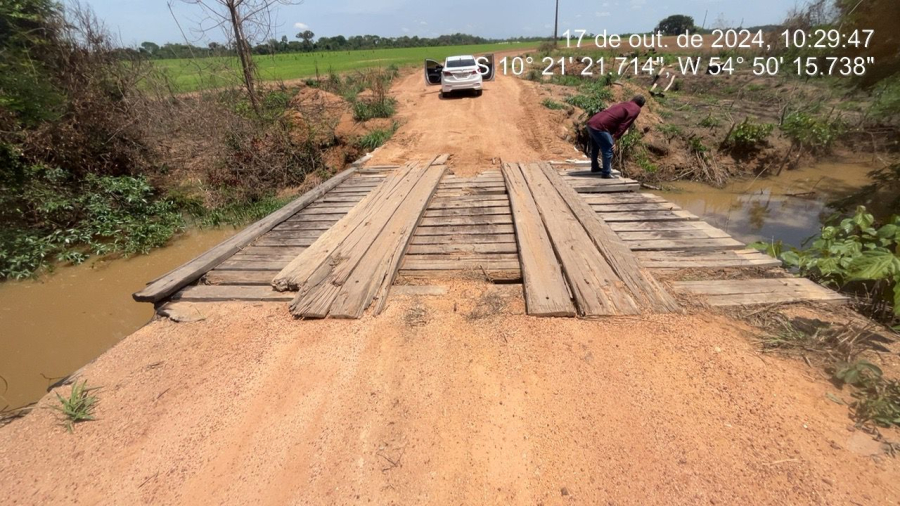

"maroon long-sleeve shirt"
[587, 101, 642, 140]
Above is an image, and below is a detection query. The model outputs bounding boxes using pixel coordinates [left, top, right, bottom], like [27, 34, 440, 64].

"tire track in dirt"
[370, 69, 574, 174]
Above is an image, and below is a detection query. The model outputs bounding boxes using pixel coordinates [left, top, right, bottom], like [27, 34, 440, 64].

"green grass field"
[153, 42, 541, 92]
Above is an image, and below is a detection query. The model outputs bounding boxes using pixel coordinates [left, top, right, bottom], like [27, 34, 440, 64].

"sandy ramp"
[1, 282, 897, 504]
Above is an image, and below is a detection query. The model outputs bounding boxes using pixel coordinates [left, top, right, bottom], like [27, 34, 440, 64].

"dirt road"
[370, 69, 579, 174]
[1, 70, 899, 505]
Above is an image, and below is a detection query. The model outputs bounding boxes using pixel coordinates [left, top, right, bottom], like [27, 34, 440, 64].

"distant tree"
[296, 29, 314, 51]
[140, 41, 159, 55]
[176, 0, 303, 115]
[654, 14, 695, 35]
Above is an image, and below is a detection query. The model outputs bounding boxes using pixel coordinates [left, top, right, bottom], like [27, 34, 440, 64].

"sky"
[89, 0, 798, 46]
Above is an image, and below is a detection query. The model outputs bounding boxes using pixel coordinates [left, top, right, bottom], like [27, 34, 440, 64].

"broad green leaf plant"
[752, 207, 900, 320]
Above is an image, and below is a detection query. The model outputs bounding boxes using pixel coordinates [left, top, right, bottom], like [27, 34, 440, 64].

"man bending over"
[586, 95, 646, 178]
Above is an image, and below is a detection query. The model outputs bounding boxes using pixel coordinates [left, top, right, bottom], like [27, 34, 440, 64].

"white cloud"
[596, 11, 611, 17]
[401, 27, 410, 33]
[294, 22, 309, 30]
[419, 21, 428, 25]
[544, 23, 552, 29]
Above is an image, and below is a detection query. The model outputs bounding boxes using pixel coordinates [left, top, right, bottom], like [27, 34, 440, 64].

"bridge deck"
[143, 160, 845, 312]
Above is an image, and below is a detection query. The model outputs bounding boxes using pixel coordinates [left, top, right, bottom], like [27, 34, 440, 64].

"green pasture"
[153, 42, 541, 92]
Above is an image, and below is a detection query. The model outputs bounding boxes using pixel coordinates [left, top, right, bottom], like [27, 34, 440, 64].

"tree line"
[135, 33, 544, 60]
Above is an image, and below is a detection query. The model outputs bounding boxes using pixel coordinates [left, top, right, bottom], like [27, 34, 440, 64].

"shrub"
[541, 99, 568, 110]
[0, 161, 185, 279]
[723, 118, 774, 151]
[352, 98, 397, 121]
[565, 81, 614, 116]
[356, 122, 399, 151]
[753, 206, 900, 323]
[781, 111, 844, 149]
[699, 114, 721, 128]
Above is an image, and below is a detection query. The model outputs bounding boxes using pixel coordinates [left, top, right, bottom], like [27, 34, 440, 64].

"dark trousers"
[587, 126, 614, 175]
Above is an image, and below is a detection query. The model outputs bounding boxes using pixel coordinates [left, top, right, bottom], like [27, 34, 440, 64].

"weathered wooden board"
[409, 233, 517, 245]
[173, 285, 292, 302]
[273, 221, 340, 231]
[519, 163, 639, 316]
[589, 203, 682, 212]
[502, 163, 576, 316]
[423, 207, 512, 218]
[406, 243, 518, 255]
[133, 165, 360, 303]
[419, 214, 513, 227]
[272, 162, 417, 291]
[595, 210, 698, 222]
[413, 224, 515, 236]
[398, 268, 522, 281]
[427, 198, 509, 210]
[582, 193, 667, 204]
[204, 270, 278, 285]
[329, 164, 446, 318]
[674, 278, 848, 306]
[536, 162, 679, 313]
[624, 238, 745, 251]
[216, 259, 291, 271]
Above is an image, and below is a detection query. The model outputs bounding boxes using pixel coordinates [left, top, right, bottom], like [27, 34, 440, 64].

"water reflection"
[656, 160, 878, 248]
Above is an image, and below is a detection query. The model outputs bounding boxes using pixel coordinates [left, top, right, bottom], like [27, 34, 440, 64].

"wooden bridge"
[135, 156, 846, 317]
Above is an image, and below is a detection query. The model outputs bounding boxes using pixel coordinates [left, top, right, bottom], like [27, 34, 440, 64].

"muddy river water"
[656, 159, 880, 248]
[0, 229, 235, 410]
[0, 159, 883, 410]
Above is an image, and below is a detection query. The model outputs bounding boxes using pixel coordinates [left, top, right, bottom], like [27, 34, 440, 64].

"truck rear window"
[446, 59, 476, 68]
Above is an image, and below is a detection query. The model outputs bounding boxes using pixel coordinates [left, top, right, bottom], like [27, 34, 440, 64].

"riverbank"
[2, 287, 899, 504]
[0, 229, 235, 410]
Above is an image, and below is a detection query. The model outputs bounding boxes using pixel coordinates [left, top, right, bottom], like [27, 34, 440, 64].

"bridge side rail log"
[538, 162, 680, 313]
[132, 166, 360, 303]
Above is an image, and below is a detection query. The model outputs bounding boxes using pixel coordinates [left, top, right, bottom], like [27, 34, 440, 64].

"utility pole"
[553, 0, 560, 45]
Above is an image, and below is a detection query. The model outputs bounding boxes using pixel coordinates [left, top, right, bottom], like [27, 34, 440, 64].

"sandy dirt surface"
[370, 70, 580, 175]
[1, 282, 898, 505]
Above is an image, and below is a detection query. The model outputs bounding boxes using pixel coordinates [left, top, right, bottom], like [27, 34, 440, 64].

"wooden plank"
[519, 163, 639, 316]
[419, 214, 513, 227]
[699, 291, 848, 306]
[423, 207, 511, 218]
[173, 285, 292, 302]
[253, 237, 318, 248]
[205, 270, 277, 285]
[625, 238, 745, 251]
[617, 230, 727, 241]
[502, 163, 576, 316]
[217, 259, 290, 271]
[414, 224, 515, 236]
[409, 234, 517, 245]
[596, 210, 698, 222]
[589, 203, 682, 212]
[294, 206, 356, 215]
[273, 162, 418, 291]
[288, 157, 446, 317]
[273, 221, 338, 231]
[321, 195, 367, 203]
[406, 242, 518, 255]
[608, 221, 718, 232]
[398, 268, 521, 281]
[536, 162, 679, 313]
[133, 165, 359, 303]
[400, 256, 520, 271]
[582, 194, 667, 204]
[674, 279, 847, 306]
[427, 198, 509, 210]
[328, 164, 446, 318]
